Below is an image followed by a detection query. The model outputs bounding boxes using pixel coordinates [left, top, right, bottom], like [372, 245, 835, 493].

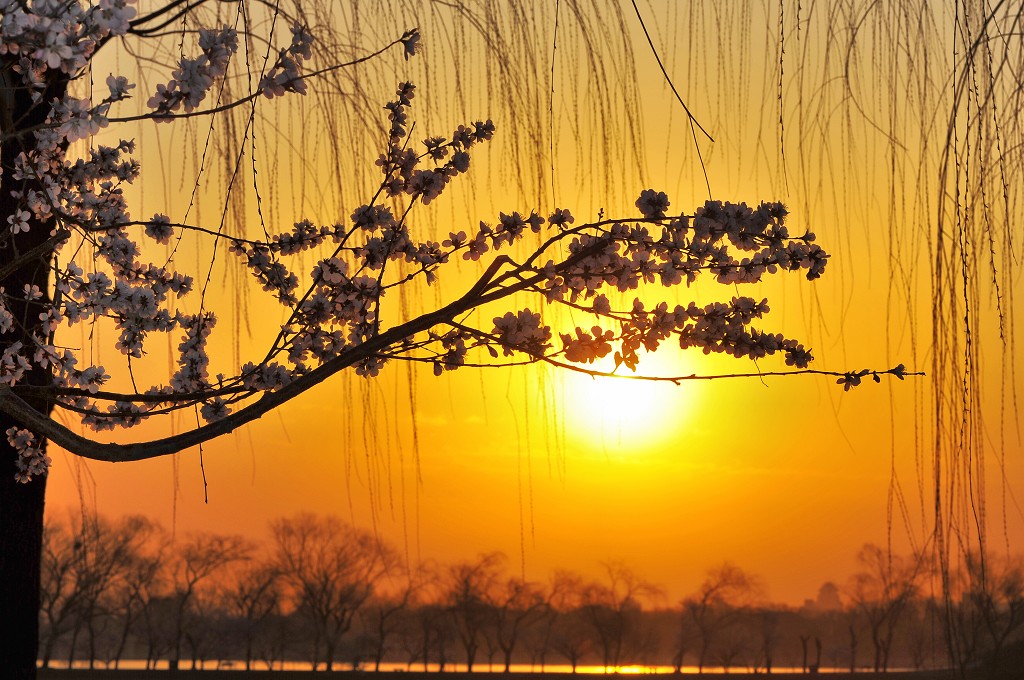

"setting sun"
[560, 351, 694, 451]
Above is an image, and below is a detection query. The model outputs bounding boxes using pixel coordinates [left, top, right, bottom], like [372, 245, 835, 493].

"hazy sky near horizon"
[45, 1, 1024, 605]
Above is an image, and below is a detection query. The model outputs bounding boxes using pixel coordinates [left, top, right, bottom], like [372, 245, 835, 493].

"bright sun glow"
[560, 350, 694, 452]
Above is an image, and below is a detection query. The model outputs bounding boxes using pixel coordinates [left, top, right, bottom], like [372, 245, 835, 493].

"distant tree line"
[38, 512, 1024, 675]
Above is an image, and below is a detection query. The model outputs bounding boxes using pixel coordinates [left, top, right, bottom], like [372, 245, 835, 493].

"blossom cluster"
[1, 79, 502, 447]
[0, 4, 850, 484]
[258, 24, 314, 99]
[6, 427, 50, 484]
[404, 192, 825, 375]
[492, 310, 552, 358]
[535, 198, 825, 309]
[377, 82, 494, 204]
[219, 82, 499, 384]
[0, 3, 342, 480]
[836, 364, 908, 391]
[148, 26, 239, 115]
[0, 0, 136, 85]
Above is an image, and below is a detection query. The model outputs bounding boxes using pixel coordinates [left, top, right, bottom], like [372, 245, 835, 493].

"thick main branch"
[0, 253, 534, 463]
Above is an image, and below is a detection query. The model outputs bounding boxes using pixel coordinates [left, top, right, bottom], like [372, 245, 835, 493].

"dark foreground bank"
[37, 671, 971, 680]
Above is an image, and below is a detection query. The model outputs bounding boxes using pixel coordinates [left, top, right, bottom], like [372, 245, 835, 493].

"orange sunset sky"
[45, 1, 1023, 605]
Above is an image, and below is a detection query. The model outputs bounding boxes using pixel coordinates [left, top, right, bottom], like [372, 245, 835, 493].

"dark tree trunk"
[698, 638, 710, 673]
[672, 648, 683, 673]
[40, 630, 56, 669]
[113, 603, 134, 669]
[87, 614, 97, 669]
[871, 626, 883, 673]
[67, 623, 79, 667]
[421, 632, 430, 672]
[0, 63, 67, 680]
[326, 640, 336, 671]
[0, 454, 48, 678]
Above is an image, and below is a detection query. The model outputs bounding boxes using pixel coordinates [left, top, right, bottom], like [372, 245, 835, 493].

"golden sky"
[46, 1, 1024, 605]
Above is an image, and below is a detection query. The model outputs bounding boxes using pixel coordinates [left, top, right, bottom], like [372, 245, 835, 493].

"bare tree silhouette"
[493, 574, 547, 672]
[682, 562, 763, 673]
[580, 561, 661, 670]
[357, 586, 412, 672]
[166, 533, 250, 670]
[223, 558, 281, 671]
[444, 552, 504, 671]
[846, 543, 929, 673]
[272, 514, 395, 670]
[547, 570, 596, 673]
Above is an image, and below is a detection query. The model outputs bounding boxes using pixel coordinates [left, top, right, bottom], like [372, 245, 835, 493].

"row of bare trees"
[39, 512, 1024, 674]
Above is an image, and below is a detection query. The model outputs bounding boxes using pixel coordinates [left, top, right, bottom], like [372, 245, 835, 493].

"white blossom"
[7, 427, 50, 483]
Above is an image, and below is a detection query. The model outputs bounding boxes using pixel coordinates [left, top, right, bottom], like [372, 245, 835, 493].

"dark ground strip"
[37, 671, 968, 680]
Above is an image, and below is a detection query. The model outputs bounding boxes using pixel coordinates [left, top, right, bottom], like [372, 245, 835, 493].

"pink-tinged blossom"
[170, 313, 216, 390]
[240, 362, 292, 391]
[0, 343, 31, 386]
[351, 204, 395, 231]
[7, 427, 50, 483]
[30, 27, 73, 70]
[452, 125, 475, 148]
[451, 151, 470, 173]
[146, 83, 175, 114]
[407, 169, 446, 204]
[80, 401, 149, 431]
[49, 97, 106, 142]
[526, 211, 544, 232]
[200, 398, 230, 422]
[495, 211, 527, 245]
[549, 208, 574, 229]
[76, 366, 110, 394]
[561, 326, 614, 364]
[173, 55, 215, 110]
[423, 136, 448, 160]
[837, 372, 862, 391]
[492, 310, 551, 357]
[260, 55, 306, 98]
[145, 214, 173, 244]
[314, 257, 348, 285]
[635, 189, 670, 219]
[7, 209, 31, 234]
[355, 356, 386, 378]
[400, 28, 420, 60]
[86, 0, 138, 37]
[443, 231, 467, 248]
[198, 26, 238, 77]
[472, 120, 495, 142]
[287, 23, 314, 60]
[0, 300, 12, 335]
[105, 73, 133, 101]
[462, 234, 489, 261]
[0, 19, 516, 475]
[146, 26, 236, 115]
[258, 25, 315, 100]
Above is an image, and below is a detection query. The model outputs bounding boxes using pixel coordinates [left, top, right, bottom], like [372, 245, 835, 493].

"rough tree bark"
[0, 69, 67, 679]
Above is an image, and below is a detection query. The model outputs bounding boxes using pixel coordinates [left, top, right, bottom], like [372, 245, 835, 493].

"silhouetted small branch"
[0, 229, 70, 280]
